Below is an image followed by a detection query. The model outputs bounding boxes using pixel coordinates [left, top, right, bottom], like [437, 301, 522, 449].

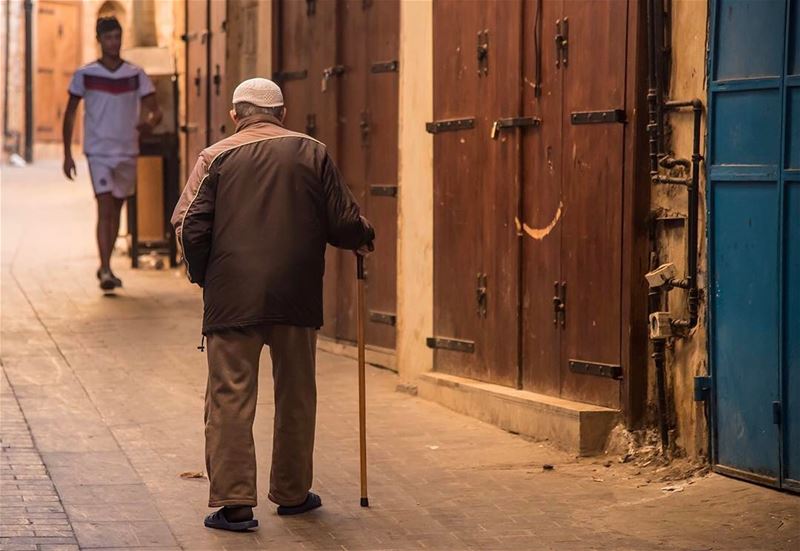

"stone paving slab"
[2, 162, 799, 550]
[0, 367, 79, 551]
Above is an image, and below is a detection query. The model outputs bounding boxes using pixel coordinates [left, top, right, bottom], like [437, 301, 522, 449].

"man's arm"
[62, 94, 81, 180]
[138, 94, 163, 134]
[172, 155, 215, 286]
[321, 152, 375, 250]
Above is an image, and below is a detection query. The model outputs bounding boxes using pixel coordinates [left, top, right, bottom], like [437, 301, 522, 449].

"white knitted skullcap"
[232, 78, 284, 108]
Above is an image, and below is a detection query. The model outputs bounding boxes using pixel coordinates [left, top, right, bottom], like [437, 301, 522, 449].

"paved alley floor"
[1, 161, 798, 550]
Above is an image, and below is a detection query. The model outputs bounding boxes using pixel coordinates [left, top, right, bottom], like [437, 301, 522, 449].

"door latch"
[477, 29, 489, 76]
[555, 17, 568, 68]
[194, 68, 202, 97]
[553, 281, 566, 326]
[213, 64, 221, 96]
[321, 65, 345, 92]
[490, 116, 542, 139]
[306, 113, 317, 136]
[360, 111, 371, 145]
[476, 273, 488, 318]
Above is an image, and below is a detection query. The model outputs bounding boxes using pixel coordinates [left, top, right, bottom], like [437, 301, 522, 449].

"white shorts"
[87, 156, 137, 199]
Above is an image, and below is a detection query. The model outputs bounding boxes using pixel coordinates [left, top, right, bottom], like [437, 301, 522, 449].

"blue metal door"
[709, 0, 800, 491]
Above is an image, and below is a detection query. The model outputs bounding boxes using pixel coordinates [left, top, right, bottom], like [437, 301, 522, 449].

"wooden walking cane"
[356, 253, 369, 507]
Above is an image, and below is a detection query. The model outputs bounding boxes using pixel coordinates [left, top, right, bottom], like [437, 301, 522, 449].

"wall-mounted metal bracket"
[369, 311, 397, 326]
[569, 359, 623, 380]
[693, 376, 711, 402]
[570, 109, 626, 125]
[555, 18, 568, 68]
[426, 337, 476, 353]
[305, 113, 317, 136]
[371, 60, 399, 73]
[476, 273, 488, 318]
[773, 402, 782, 425]
[370, 185, 398, 197]
[477, 29, 489, 76]
[425, 118, 476, 134]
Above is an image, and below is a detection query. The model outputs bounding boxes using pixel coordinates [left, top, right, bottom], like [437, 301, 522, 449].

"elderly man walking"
[172, 78, 374, 531]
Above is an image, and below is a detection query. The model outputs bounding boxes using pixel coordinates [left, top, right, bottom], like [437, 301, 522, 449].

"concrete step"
[418, 371, 619, 456]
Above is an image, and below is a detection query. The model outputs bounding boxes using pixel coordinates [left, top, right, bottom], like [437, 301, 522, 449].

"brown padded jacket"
[171, 114, 373, 334]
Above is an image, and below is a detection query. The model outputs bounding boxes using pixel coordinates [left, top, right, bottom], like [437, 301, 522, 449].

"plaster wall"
[395, 0, 433, 384]
[650, 0, 710, 459]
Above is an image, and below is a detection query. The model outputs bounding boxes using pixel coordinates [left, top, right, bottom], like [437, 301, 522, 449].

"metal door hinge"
[371, 60, 399, 73]
[370, 185, 398, 197]
[553, 281, 566, 326]
[570, 109, 626, 125]
[773, 402, 782, 425]
[305, 113, 317, 136]
[425, 117, 476, 134]
[369, 311, 396, 326]
[555, 18, 568, 68]
[362, 0, 373, 10]
[569, 360, 623, 380]
[426, 337, 476, 353]
[693, 376, 711, 401]
[306, 0, 316, 16]
[321, 65, 345, 92]
[273, 70, 308, 83]
[476, 273, 488, 318]
[477, 29, 489, 76]
[179, 123, 198, 133]
[490, 116, 542, 139]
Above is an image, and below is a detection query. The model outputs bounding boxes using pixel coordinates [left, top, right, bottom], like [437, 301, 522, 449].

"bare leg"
[96, 194, 125, 272]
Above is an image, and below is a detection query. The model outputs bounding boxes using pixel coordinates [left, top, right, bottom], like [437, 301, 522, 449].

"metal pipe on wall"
[646, 0, 671, 455]
[23, 0, 33, 163]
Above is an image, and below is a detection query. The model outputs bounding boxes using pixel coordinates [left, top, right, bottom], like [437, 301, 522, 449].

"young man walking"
[172, 78, 374, 531]
[62, 16, 162, 290]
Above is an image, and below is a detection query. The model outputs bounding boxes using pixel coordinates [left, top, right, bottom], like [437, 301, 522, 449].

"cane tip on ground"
[360, 497, 369, 507]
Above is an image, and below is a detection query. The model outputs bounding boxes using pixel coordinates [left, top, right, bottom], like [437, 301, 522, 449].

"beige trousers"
[204, 324, 317, 508]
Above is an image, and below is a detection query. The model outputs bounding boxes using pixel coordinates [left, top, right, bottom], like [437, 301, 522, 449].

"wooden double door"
[432, 0, 642, 409]
[185, 0, 230, 166]
[273, 0, 400, 350]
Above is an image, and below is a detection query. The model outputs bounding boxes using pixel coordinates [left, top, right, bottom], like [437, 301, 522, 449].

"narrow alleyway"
[1, 162, 797, 550]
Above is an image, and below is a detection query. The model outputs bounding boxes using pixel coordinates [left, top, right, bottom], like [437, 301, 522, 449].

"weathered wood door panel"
[364, 0, 400, 350]
[274, 0, 312, 135]
[483, 0, 523, 387]
[558, 0, 626, 408]
[185, 0, 209, 166]
[36, 1, 80, 144]
[274, 0, 341, 339]
[334, 0, 369, 343]
[520, 0, 564, 395]
[208, 0, 230, 143]
[432, 0, 486, 379]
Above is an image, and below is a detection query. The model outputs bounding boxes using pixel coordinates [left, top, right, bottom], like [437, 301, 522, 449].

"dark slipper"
[204, 508, 259, 531]
[276, 492, 322, 516]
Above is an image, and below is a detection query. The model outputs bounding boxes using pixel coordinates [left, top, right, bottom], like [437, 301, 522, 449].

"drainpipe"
[23, 0, 33, 163]
[646, 0, 671, 456]
[3, 0, 12, 153]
